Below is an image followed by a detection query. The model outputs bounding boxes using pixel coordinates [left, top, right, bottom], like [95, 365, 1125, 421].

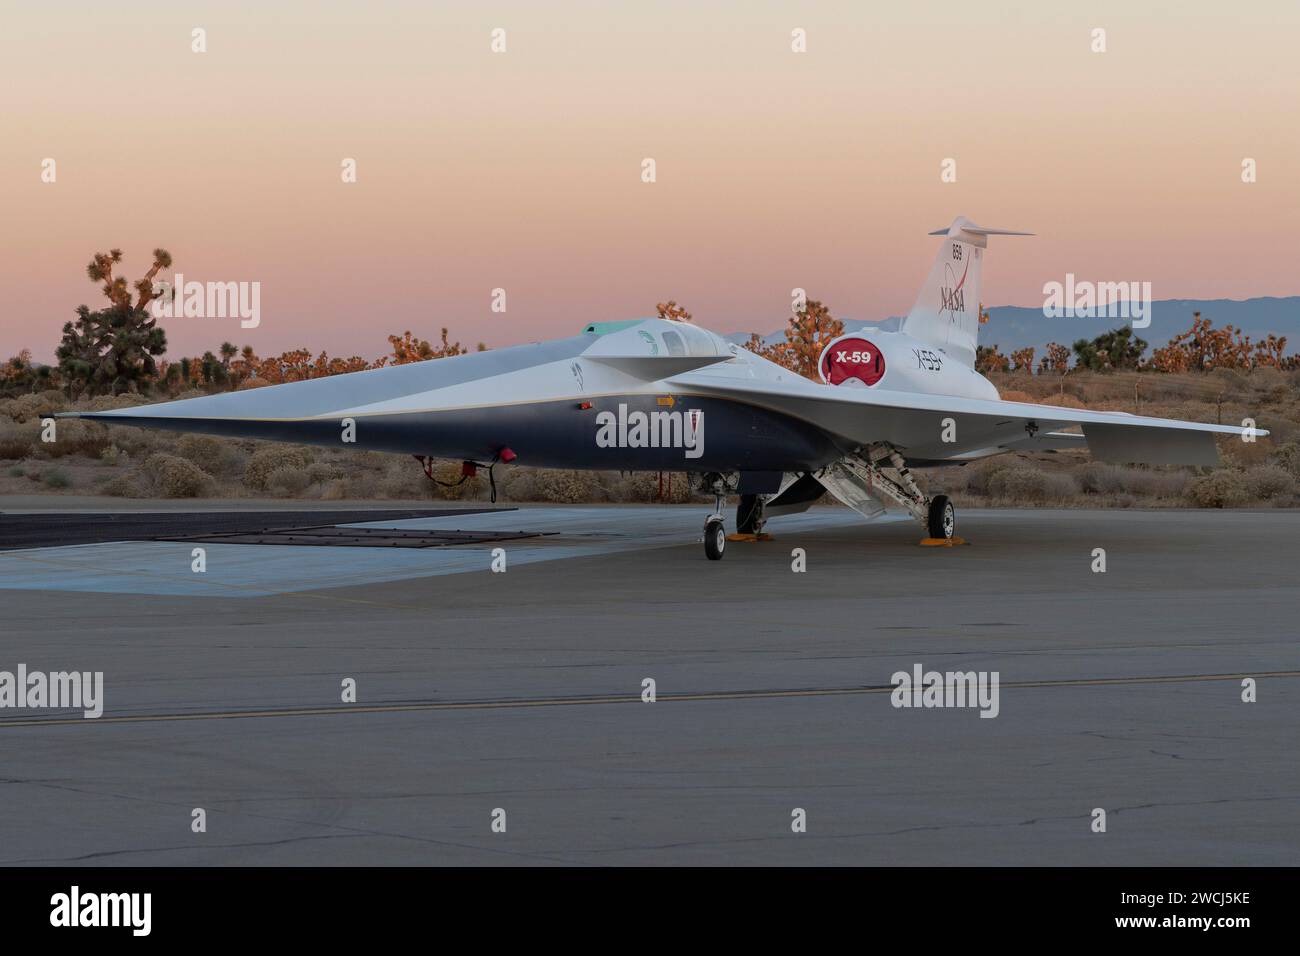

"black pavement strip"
[159, 525, 551, 548]
[0, 508, 513, 551]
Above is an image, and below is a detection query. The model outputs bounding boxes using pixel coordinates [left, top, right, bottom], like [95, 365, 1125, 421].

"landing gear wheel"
[704, 518, 727, 560]
[927, 495, 955, 540]
[736, 494, 761, 535]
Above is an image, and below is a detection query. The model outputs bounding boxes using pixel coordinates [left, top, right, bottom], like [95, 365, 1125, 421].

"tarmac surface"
[0, 500, 1296, 865]
[0, 507, 502, 551]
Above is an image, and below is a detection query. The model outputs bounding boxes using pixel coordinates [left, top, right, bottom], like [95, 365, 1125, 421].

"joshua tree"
[57, 248, 172, 396]
[655, 300, 693, 323]
[1072, 326, 1148, 371]
[746, 299, 844, 381]
[975, 344, 1010, 374]
[1010, 346, 1036, 374]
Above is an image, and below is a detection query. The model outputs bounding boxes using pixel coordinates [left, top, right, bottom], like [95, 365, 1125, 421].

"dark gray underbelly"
[108, 394, 844, 472]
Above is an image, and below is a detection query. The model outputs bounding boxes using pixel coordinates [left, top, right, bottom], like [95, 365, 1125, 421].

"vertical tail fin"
[900, 216, 1032, 366]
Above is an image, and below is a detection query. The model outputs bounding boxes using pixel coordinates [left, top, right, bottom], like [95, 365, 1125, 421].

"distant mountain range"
[725, 296, 1300, 357]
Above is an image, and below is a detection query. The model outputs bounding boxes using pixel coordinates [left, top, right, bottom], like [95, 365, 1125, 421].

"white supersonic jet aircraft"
[67, 217, 1260, 560]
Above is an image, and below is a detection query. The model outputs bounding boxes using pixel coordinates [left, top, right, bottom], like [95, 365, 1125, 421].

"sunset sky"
[2, 0, 1297, 362]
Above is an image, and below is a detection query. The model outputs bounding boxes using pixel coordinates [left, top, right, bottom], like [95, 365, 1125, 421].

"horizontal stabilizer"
[928, 220, 1033, 237]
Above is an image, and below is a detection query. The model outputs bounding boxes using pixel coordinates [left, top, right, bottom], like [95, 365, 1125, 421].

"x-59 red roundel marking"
[821, 336, 885, 386]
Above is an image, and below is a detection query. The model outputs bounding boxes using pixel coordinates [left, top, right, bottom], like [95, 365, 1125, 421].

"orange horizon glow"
[2, 1, 1297, 363]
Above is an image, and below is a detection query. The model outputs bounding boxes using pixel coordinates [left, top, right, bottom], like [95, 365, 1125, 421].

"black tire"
[927, 495, 955, 539]
[704, 518, 726, 560]
[736, 494, 761, 535]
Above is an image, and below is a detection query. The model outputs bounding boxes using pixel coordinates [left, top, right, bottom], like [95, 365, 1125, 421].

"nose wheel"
[701, 478, 731, 560]
[697, 472, 740, 560]
[704, 517, 727, 560]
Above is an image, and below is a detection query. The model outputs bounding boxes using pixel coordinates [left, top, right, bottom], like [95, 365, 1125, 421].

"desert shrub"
[376, 458, 433, 499]
[82, 393, 148, 412]
[610, 471, 693, 503]
[1075, 461, 1126, 495]
[987, 466, 1051, 502]
[0, 421, 38, 460]
[1042, 471, 1080, 499]
[141, 453, 213, 498]
[176, 434, 233, 475]
[6, 465, 23, 477]
[103, 424, 162, 458]
[43, 467, 70, 489]
[320, 479, 347, 500]
[1208, 367, 1250, 394]
[306, 461, 345, 484]
[1076, 462, 1187, 499]
[658, 471, 695, 503]
[964, 458, 1015, 497]
[1219, 435, 1275, 469]
[1244, 464, 1295, 501]
[497, 467, 539, 501]
[532, 469, 601, 503]
[100, 444, 127, 466]
[266, 466, 311, 497]
[1245, 366, 1287, 395]
[1272, 441, 1300, 478]
[0, 391, 66, 423]
[1036, 393, 1087, 409]
[244, 446, 310, 490]
[426, 459, 484, 500]
[100, 473, 144, 497]
[1121, 468, 1188, 499]
[343, 471, 379, 498]
[40, 419, 109, 460]
[1186, 470, 1248, 508]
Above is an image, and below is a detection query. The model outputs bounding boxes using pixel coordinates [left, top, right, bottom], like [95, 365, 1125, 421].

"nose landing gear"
[698, 472, 738, 560]
[704, 515, 727, 560]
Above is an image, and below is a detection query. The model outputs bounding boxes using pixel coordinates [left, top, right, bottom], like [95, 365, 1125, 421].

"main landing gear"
[822, 444, 964, 546]
[736, 494, 763, 536]
[926, 494, 955, 540]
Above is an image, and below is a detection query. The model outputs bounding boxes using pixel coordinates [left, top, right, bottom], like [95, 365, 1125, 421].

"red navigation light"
[499, 447, 518, 463]
[578, 401, 593, 410]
